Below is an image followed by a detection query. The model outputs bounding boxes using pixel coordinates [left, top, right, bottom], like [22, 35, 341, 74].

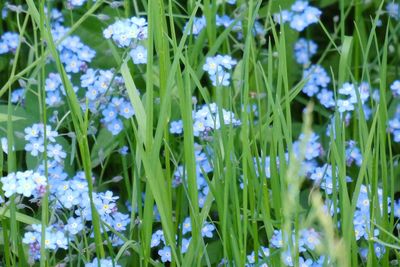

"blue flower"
[338, 82, 355, 95]
[345, 140, 362, 166]
[316, 89, 335, 108]
[47, 144, 67, 162]
[16, 176, 37, 197]
[85, 258, 121, 267]
[111, 212, 130, 231]
[201, 222, 215, 238]
[170, 120, 183, 134]
[66, 217, 84, 235]
[78, 45, 96, 62]
[151, 230, 164, 247]
[374, 243, 385, 259]
[158, 246, 171, 262]
[130, 45, 147, 64]
[388, 105, 400, 142]
[274, 1, 321, 32]
[22, 231, 40, 245]
[103, 17, 148, 47]
[86, 87, 99, 101]
[183, 16, 206, 36]
[300, 228, 320, 250]
[0, 32, 19, 54]
[60, 189, 81, 209]
[1, 171, 46, 199]
[25, 138, 45, 156]
[11, 88, 25, 104]
[102, 106, 118, 123]
[119, 102, 135, 119]
[390, 80, 400, 97]
[64, 55, 82, 73]
[290, 14, 308, 31]
[216, 55, 237, 70]
[24, 124, 41, 141]
[293, 132, 322, 161]
[299, 257, 313, 267]
[182, 217, 192, 235]
[68, 0, 87, 8]
[302, 64, 330, 97]
[216, 15, 234, 28]
[119, 146, 129, 155]
[203, 55, 237, 87]
[273, 10, 293, 24]
[181, 238, 190, 253]
[81, 68, 97, 87]
[294, 38, 318, 65]
[106, 118, 124, 135]
[211, 71, 231, 86]
[203, 57, 220, 75]
[387, 3, 399, 20]
[281, 249, 294, 266]
[46, 91, 63, 107]
[337, 99, 354, 113]
[52, 25, 95, 72]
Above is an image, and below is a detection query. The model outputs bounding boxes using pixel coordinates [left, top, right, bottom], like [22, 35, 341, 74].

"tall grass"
[0, 0, 399, 266]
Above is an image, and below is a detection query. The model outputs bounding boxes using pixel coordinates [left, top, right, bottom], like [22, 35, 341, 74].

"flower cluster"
[151, 217, 215, 263]
[172, 144, 212, 207]
[203, 55, 237, 86]
[80, 68, 135, 135]
[294, 38, 318, 66]
[170, 103, 241, 138]
[1, 170, 46, 198]
[46, 8, 64, 25]
[0, 32, 19, 54]
[183, 16, 206, 36]
[246, 246, 270, 267]
[184, 14, 265, 41]
[291, 132, 323, 178]
[345, 140, 362, 167]
[390, 80, 400, 97]
[85, 258, 121, 267]
[387, 3, 399, 20]
[11, 88, 26, 105]
[48, 170, 129, 239]
[1, 0, 399, 266]
[15, 121, 130, 262]
[101, 97, 135, 135]
[295, 39, 375, 118]
[302, 65, 331, 98]
[24, 123, 60, 157]
[336, 82, 370, 113]
[244, 228, 322, 266]
[45, 72, 79, 107]
[353, 185, 387, 241]
[52, 25, 96, 73]
[310, 164, 352, 194]
[103, 17, 148, 47]
[274, 0, 322, 32]
[22, 224, 68, 260]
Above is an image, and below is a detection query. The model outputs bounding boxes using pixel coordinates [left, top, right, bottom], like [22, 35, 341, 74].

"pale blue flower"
[130, 45, 147, 64]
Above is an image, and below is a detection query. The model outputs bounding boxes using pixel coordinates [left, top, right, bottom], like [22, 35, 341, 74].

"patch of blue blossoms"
[274, 0, 322, 32]
[203, 55, 237, 87]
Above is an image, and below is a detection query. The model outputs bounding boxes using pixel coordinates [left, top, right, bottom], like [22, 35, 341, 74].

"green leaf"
[0, 105, 28, 123]
[90, 128, 119, 168]
[0, 207, 41, 225]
